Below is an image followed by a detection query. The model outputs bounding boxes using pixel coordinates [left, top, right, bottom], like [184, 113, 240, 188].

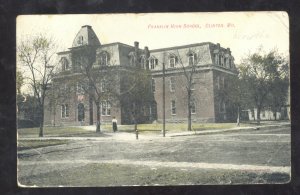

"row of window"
[151, 77, 195, 93]
[171, 100, 196, 115]
[61, 101, 111, 119]
[214, 53, 233, 68]
[62, 53, 197, 71]
[62, 100, 225, 118]
[70, 81, 109, 95]
[147, 53, 196, 70]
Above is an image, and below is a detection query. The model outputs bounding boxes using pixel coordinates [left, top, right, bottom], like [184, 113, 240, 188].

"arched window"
[187, 51, 196, 66]
[140, 56, 146, 69]
[61, 57, 69, 71]
[97, 52, 109, 66]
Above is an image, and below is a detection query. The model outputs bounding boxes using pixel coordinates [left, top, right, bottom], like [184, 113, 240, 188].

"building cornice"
[151, 64, 238, 77]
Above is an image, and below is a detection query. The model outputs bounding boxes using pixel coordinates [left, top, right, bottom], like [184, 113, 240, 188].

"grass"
[17, 122, 252, 137]
[18, 163, 290, 186]
[18, 140, 69, 151]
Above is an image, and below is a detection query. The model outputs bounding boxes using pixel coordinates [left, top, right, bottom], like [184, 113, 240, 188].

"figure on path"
[112, 116, 118, 132]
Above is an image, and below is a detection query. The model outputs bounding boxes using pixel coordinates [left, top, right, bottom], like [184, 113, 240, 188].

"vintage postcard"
[17, 12, 290, 187]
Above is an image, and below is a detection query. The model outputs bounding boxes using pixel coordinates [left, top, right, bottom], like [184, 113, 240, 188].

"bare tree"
[18, 34, 58, 137]
[173, 49, 207, 131]
[70, 45, 121, 132]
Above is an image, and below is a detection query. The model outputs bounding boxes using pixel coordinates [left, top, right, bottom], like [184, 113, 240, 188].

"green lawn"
[18, 140, 69, 151]
[18, 123, 248, 137]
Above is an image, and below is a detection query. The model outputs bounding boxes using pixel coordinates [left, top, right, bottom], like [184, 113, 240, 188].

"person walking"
[112, 116, 118, 132]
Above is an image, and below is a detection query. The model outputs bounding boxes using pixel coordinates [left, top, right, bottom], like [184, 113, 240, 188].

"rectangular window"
[150, 59, 155, 69]
[101, 79, 107, 92]
[61, 105, 65, 118]
[151, 78, 155, 93]
[191, 78, 195, 90]
[61, 104, 69, 118]
[191, 100, 196, 114]
[76, 82, 84, 94]
[170, 77, 175, 92]
[101, 101, 111, 116]
[65, 104, 69, 117]
[171, 100, 176, 115]
[217, 76, 220, 89]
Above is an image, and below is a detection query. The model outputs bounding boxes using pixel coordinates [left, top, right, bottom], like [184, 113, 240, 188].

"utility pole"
[162, 62, 166, 137]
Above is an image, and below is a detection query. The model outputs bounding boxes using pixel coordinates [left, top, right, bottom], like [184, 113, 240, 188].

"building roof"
[150, 42, 214, 53]
[72, 25, 101, 47]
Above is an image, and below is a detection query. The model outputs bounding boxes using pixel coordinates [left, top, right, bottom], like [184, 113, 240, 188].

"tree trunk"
[256, 107, 261, 125]
[89, 96, 93, 125]
[187, 91, 192, 131]
[236, 106, 240, 126]
[96, 102, 101, 132]
[39, 106, 44, 137]
[53, 109, 56, 127]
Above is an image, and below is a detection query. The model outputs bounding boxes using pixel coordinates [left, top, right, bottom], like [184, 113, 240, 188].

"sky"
[17, 12, 289, 65]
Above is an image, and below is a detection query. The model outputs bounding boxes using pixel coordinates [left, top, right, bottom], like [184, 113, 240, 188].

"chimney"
[144, 46, 150, 70]
[227, 48, 231, 55]
[134, 41, 139, 67]
[134, 41, 139, 52]
[217, 43, 220, 49]
[144, 46, 150, 58]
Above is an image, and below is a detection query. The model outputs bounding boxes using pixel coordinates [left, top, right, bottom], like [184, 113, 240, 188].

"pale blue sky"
[17, 12, 289, 64]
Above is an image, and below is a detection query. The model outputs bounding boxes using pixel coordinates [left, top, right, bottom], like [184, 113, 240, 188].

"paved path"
[17, 125, 291, 186]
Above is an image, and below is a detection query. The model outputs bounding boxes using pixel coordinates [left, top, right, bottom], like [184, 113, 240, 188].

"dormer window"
[169, 55, 178, 68]
[98, 52, 109, 66]
[187, 51, 196, 66]
[140, 56, 146, 69]
[214, 54, 219, 65]
[149, 57, 158, 70]
[77, 36, 83, 45]
[61, 57, 69, 71]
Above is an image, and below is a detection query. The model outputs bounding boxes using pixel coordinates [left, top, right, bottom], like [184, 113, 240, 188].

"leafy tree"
[239, 49, 288, 124]
[17, 34, 58, 136]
